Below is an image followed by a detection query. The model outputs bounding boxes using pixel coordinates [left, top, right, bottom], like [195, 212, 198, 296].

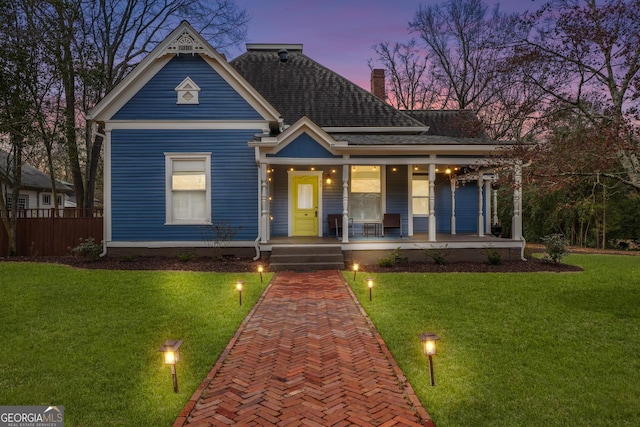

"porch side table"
[363, 222, 382, 237]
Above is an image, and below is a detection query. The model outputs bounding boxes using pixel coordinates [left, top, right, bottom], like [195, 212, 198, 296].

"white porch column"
[407, 166, 413, 236]
[477, 176, 485, 237]
[492, 182, 499, 226]
[428, 163, 436, 242]
[513, 161, 523, 240]
[484, 178, 492, 233]
[260, 163, 269, 243]
[450, 178, 456, 234]
[342, 164, 350, 243]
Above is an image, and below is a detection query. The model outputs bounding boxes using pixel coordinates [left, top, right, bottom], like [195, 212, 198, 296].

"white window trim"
[164, 152, 211, 225]
[349, 165, 386, 222]
[411, 172, 430, 217]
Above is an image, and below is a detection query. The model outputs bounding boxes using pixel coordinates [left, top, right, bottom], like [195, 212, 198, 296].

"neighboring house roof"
[0, 149, 73, 193]
[230, 45, 427, 130]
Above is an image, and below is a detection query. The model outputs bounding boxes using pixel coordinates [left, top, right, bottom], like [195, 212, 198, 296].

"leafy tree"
[511, 0, 640, 192]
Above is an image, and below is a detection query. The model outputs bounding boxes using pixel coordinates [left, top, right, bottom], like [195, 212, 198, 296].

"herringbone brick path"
[174, 270, 434, 426]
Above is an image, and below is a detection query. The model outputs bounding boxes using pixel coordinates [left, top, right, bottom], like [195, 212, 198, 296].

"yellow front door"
[292, 175, 318, 236]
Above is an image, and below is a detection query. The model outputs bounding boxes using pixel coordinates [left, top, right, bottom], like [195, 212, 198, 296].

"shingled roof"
[0, 149, 72, 193]
[230, 45, 426, 129]
[404, 110, 487, 138]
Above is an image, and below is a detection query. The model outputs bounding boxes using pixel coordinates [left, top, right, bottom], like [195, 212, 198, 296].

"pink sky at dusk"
[231, 0, 537, 91]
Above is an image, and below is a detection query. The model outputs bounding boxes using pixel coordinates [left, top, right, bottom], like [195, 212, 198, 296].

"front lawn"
[346, 254, 640, 426]
[0, 263, 269, 426]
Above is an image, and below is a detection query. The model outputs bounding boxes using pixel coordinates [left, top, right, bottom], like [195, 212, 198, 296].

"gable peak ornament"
[165, 29, 208, 56]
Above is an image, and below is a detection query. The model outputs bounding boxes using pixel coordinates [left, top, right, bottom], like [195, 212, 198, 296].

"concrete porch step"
[269, 245, 345, 271]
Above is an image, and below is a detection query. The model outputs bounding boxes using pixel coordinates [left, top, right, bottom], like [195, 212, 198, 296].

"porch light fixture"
[236, 280, 244, 306]
[257, 265, 264, 283]
[158, 339, 183, 393]
[325, 174, 332, 185]
[353, 263, 359, 280]
[445, 167, 452, 175]
[367, 277, 374, 301]
[419, 332, 440, 386]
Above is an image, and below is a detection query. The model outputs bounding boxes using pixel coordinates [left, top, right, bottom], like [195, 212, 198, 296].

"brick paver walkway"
[174, 270, 434, 426]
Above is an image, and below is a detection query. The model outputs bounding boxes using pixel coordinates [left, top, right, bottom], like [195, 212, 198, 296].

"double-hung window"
[350, 165, 382, 221]
[411, 173, 429, 215]
[165, 153, 211, 225]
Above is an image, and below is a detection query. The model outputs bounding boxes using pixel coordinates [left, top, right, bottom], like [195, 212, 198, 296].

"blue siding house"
[89, 22, 526, 262]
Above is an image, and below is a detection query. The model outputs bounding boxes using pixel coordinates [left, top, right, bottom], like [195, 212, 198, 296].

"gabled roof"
[230, 45, 427, 129]
[0, 150, 73, 193]
[88, 21, 281, 125]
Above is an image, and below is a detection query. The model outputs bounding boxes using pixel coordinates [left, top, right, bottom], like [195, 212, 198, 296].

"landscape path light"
[367, 277, 374, 301]
[419, 332, 440, 386]
[257, 265, 264, 283]
[353, 263, 359, 280]
[158, 339, 183, 393]
[236, 280, 244, 306]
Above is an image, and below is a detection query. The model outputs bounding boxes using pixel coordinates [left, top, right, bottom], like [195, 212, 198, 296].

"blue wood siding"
[434, 176, 452, 233]
[384, 165, 408, 236]
[322, 168, 343, 235]
[269, 167, 289, 236]
[113, 55, 263, 121]
[268, 133, 339, 159]
[110, 129, 260, 241]
[454, 182, 478, 233]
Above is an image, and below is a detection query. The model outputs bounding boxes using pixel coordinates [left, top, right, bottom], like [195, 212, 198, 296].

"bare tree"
[409, 0, 512, 111]
[0, 1, 42, 254]
[511, 0, 640, 191]
[370, 40, 441, 110]
[30, 0, 249, 212]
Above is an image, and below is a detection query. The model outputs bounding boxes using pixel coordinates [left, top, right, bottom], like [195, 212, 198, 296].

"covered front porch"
[261, 232, 526, 264]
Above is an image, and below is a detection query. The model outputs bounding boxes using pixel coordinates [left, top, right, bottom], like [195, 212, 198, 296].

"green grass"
[346, 254, 640, 427]
[0, 262, 270, 426]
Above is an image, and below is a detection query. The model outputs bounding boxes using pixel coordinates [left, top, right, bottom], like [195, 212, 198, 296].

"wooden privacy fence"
[0, 209, 103, 256]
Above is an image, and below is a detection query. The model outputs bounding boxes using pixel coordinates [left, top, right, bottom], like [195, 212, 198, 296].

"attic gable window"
[175, 77, 201, 104]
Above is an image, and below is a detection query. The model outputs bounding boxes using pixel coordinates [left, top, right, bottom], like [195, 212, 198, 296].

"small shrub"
[200, 221, 241, 260]
[425, 246, 449, 265]
[71, 237, 103, 260]
[377, 254, 394, 268]
[483, 246, 502, 265]
[541, 234, 570, 264]
[177, 253, 194, 263]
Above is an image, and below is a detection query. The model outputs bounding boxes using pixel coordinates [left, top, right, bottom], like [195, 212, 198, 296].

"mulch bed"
[3, 254, 584, 273]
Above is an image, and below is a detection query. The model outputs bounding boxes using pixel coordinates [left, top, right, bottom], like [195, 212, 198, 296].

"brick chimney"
[371, 69, 386, 100]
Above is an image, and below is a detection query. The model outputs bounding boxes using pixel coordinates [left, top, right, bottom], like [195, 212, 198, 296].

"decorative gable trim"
[164, 29, 212, 58]
[88, 21, 281, 126]
[175, 77, 201, 104]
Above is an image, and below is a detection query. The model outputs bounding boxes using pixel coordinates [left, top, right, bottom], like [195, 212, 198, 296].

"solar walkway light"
[419, 332, 440, 386]
[158, 339, 183, 393]
[353, 263, 359, 280]
[257, 265, 264, 283]
[367, 278, 374, 301]
[236, 280, 244, 306]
